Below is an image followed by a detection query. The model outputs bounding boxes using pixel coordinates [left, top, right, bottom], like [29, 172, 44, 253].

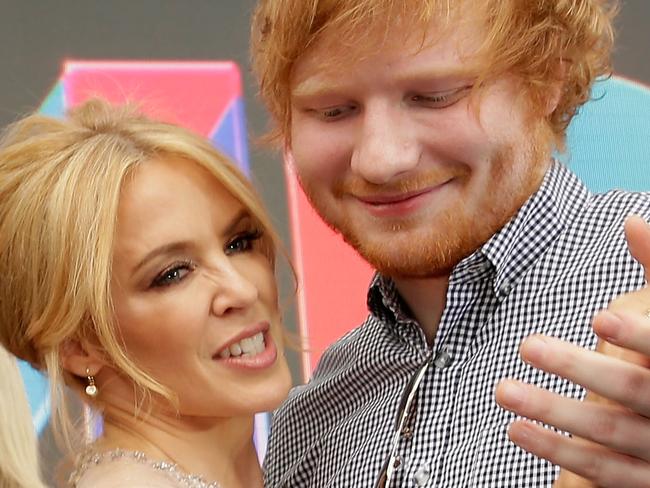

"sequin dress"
[69, 448, 221, 488]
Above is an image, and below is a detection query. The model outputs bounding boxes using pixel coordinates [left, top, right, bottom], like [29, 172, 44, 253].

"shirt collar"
[367, 160, 591, 321]
[476, 160, 590, 298]
[367, 273, 414, 326]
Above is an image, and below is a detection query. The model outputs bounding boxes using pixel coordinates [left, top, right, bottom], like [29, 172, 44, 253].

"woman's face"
[107, 155, 291, 418]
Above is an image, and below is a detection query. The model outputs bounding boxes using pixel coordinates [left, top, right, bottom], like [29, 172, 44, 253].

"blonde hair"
[0, 99, 282, 450]
[251, 0, 617, 148]
[0, 346, 47, 488]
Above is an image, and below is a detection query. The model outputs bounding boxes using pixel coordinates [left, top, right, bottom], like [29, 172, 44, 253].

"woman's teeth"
[218, 332, 265, 359]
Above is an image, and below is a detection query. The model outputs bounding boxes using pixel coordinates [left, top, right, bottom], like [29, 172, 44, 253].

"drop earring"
[85, 368, 98, 397]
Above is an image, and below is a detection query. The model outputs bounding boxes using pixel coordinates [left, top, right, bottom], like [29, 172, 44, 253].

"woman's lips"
[218, 331, 278, 370]
[212, 322, 278, 370]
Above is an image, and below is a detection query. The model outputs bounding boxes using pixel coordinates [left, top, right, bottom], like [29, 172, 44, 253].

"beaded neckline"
[69, 448, 221, 488]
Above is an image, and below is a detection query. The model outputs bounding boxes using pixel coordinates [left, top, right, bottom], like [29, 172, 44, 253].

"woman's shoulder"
[71, 449, 220, 488]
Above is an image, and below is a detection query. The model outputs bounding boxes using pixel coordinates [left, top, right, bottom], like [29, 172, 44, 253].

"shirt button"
[413, 465, 431, 486]
[433, 349, 452, 368]
[393, 456, 402, 468]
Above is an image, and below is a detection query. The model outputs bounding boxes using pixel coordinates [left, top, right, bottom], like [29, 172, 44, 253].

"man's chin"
[340, 231, 465, 279]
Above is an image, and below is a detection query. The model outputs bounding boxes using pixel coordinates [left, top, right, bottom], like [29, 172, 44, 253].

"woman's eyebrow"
[132, 241, 193, 275]
[220, 209, 251, 237]
[131, 210, 252, 275]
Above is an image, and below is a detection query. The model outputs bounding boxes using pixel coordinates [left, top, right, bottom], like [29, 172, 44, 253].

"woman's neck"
[96, 404, 263, 488]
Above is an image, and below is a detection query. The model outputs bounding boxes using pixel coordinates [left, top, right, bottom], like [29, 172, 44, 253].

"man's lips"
[355, 187, 435, 206]
[352, 180, 453, 218]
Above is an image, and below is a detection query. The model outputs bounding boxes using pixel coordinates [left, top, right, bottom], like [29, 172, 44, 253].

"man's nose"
[350, 104, 421, 184]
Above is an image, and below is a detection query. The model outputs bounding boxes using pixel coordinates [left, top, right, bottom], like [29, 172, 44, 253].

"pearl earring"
[85, 368, 98, 397]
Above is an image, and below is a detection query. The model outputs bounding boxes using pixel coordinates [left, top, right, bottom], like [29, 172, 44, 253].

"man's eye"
[410, 85, 473, 108]
[225, 230, 263, 255]
[314, 105, 356, 121]
[151, 262, 194, 288]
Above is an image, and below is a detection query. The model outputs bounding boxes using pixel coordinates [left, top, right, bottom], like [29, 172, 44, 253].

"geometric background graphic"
[563, 76, 650, 193]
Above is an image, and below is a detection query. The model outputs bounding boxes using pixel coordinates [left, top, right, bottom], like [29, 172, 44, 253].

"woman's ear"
[59, 338, 105, 378]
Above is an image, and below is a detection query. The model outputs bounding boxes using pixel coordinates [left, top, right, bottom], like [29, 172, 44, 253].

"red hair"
[251, 0, 617, 148]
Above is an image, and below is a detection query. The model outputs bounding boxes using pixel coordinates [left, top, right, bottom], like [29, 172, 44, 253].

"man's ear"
[543, 60, 567, 116]
[60, 338, 105, 378]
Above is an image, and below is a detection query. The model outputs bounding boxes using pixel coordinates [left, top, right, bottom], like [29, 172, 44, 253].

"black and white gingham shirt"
[265, 162, 650, 487]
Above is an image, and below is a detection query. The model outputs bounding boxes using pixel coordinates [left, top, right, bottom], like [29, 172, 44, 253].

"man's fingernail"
[522, 336, 547, 364]
[508, 421, 537, 450]
[596, 310, 623, 342]
[499, 381, 526, 408]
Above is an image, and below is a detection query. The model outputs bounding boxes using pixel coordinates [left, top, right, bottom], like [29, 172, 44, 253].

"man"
[251, 1, 650, 486]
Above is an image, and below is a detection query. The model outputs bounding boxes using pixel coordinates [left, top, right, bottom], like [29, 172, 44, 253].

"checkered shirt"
[264, 161, 650, 487]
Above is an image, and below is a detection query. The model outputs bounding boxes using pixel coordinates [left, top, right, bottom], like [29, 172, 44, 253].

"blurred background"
[0, 0, 648, 484]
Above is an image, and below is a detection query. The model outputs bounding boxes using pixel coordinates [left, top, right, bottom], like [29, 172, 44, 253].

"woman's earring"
[85, 368, 98, 397]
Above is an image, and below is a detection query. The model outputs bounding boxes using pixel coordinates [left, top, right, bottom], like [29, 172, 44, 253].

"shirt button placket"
[400, 426, 413, 440]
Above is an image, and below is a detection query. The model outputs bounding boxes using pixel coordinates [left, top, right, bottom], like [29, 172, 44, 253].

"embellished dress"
[70, 449, 221, 488]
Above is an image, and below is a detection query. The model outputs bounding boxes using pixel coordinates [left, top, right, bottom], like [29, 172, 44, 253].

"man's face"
[288, 19, 555, 279]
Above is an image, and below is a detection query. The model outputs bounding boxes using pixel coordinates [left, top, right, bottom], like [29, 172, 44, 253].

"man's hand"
[495, 216, 650, 488]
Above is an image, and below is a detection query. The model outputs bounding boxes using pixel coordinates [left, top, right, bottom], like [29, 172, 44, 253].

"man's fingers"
[518, 335, 650, 417]
[506, 420, 650, 488]
[496, 380, 650, 461]
[624, 215, 650, 282]
[593, 310, 650, 360]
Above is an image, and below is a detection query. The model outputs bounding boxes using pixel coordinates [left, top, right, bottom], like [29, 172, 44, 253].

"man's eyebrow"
[132, 209, 251, 275]
[291, 77, 344, 99]
[392, 66, 478, 85]
[291, 66, 478, 99]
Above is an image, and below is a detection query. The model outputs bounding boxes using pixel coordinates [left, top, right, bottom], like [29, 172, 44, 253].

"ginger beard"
[295, 121, 551, 280]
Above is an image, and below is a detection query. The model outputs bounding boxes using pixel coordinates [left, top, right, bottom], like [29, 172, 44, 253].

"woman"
[0, 99, 292, 487]
[0, 345, 47, 488]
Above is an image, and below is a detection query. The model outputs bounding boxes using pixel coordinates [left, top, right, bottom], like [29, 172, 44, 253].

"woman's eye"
[151, 262, 194, 288]
[226, 230, 262, 255]
[410, 85, 473, 108]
